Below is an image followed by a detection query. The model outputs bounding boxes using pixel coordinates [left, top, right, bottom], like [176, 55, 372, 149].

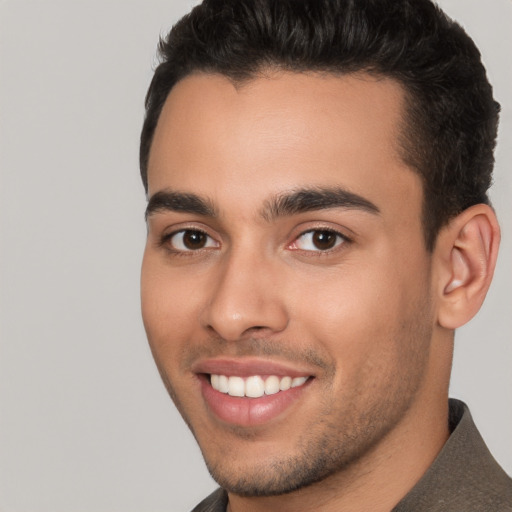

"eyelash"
[289, 228, 351, 254]
[159, 229, 218, 254]
[159, 227, 352, 255]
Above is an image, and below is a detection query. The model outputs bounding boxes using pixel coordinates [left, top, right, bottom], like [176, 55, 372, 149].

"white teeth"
[210, 374, 309, 397]
[218, 374, 229, 393]
[264, 375, 280, 395]
[279, 376, 292, 391]
[245, 376, 265, 398]
[291, 376, 308, 388]
[228, 376, 245, 397]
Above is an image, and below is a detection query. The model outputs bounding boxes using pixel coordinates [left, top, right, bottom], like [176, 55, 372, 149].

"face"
[141, 72, 437, 495]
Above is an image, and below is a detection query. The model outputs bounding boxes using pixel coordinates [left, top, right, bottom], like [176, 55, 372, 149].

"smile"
[193, 359, 315, 426]
[210, 374, 309, 398]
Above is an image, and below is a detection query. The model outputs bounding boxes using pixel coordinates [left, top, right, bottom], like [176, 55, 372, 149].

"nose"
[200, 248, 289, 341]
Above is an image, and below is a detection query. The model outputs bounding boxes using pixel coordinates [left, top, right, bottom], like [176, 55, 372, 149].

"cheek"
[140, 252, 201, 356]
[290, 253, 431, 375]
[290, 259, 398, 331]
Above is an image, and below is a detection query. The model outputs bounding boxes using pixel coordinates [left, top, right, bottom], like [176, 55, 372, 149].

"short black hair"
[140, 0, 500, 250]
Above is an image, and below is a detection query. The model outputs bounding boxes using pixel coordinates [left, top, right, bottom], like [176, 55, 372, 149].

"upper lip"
[191, 357, 315, 378]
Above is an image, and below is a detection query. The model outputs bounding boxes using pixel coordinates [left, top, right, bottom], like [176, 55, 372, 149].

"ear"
[434, 204, 500, 329]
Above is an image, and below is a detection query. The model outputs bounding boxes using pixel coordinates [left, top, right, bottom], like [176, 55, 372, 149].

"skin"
[141, 71, 462, 511]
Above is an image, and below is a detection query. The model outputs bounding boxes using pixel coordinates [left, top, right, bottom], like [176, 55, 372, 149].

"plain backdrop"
[0, 0, 510, 510]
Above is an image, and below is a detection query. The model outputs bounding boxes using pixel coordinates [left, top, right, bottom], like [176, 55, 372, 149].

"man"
[139, 0, 512, 510]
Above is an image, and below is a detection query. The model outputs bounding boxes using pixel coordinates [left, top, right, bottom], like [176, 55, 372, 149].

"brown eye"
[292, 229, 346, 252]
[312, 231, 337, 250]
[183, 230, 207, 249]
[168, 230, 218, 251]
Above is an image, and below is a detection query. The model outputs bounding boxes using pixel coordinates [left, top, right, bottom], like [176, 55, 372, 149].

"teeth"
[210, 374, 309, 397]
[245, 376, 265, 397]
[291, 376, 308, 388]
[218, 375, 229, 393]
[279, 376, 292, 391]
[228, 376, 245, 397]
[264, 375, 280, 395]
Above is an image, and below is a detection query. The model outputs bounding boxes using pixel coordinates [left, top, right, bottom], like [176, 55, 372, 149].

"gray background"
[0, 0, 510, 510]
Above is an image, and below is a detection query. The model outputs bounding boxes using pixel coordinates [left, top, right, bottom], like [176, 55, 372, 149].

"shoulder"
[190, 488, 228, 512]
[394, 399, 512, 511]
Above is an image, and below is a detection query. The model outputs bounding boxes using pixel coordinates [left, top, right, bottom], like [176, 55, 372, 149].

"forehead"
[147, 71, 422, 221]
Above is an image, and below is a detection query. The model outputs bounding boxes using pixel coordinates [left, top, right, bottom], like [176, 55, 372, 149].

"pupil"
[184, 231, 206, 249]
[313, 231, 336, 250]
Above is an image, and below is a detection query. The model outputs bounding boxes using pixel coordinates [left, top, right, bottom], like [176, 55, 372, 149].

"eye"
[166, 229, 219, 251]
[290, 229, 347, 252]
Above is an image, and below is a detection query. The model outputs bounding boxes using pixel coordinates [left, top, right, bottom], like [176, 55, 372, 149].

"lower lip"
[199, 376, 312, 427]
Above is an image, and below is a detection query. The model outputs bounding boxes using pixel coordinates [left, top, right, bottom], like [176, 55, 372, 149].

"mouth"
[193, 359, 314, 427]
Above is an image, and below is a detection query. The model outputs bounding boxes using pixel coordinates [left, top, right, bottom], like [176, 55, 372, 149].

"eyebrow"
[145, 186, 380, 221]
[261, 187, 380, 221]
[145, 190, 216, 220]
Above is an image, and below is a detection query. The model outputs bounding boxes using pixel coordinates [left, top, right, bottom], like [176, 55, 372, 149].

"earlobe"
[436, 204, 500, 330]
